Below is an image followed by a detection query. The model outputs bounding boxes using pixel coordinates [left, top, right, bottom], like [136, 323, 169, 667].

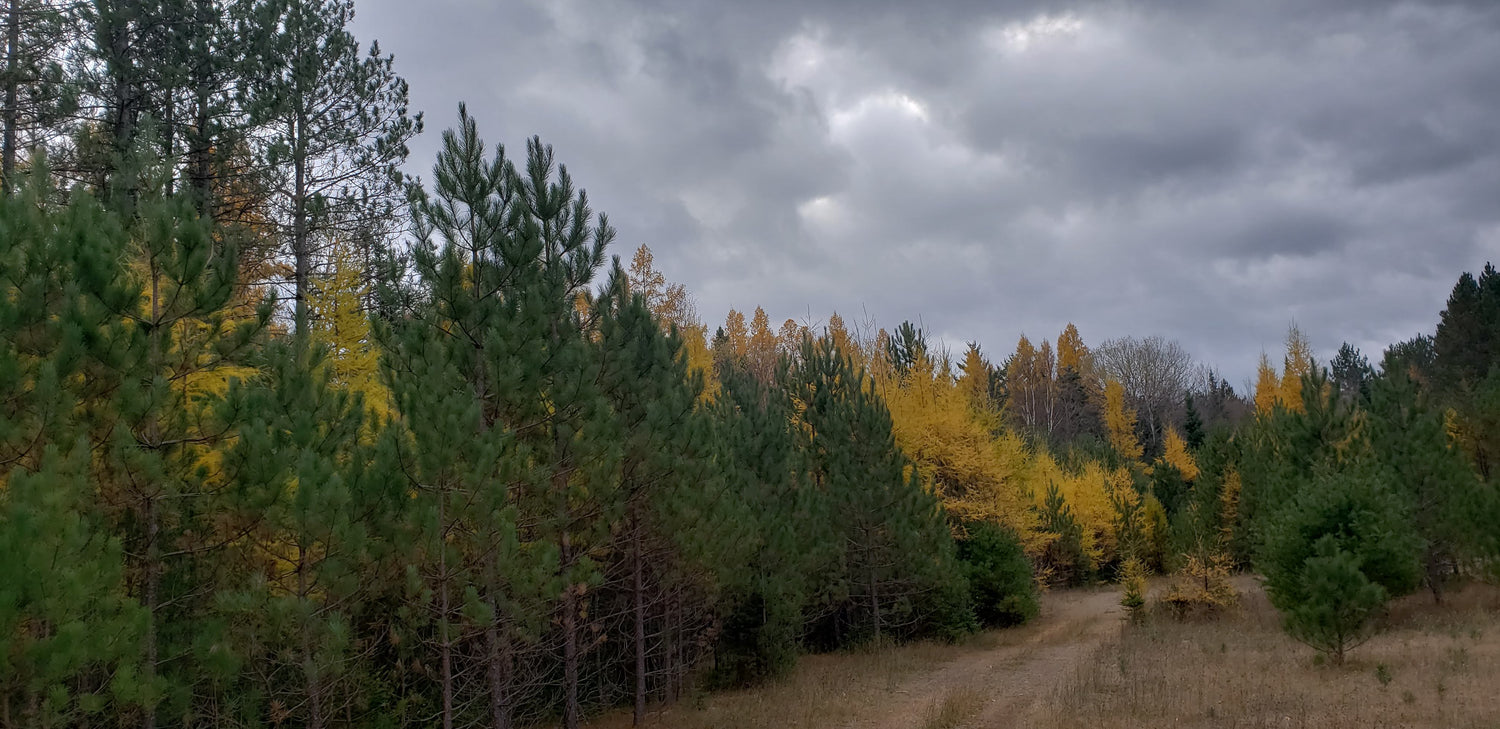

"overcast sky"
[353, 0, 1500, 389]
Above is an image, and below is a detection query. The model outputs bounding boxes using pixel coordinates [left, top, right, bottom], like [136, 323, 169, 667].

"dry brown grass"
[583, 637, 990, 729]
[918, 685, 986, 729]
[1037, 578, 1500, 729]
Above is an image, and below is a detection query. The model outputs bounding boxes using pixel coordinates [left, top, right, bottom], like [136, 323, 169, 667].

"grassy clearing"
[1037, 580, 1500, 729]
[584, 637, 983, 729]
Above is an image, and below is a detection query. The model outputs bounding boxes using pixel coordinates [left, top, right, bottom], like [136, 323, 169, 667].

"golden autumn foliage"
[723, 308, 748, 360]
[777, 318, 804, 359]
[1219, 468, 1242, 547]
[1255, 325, 1316, 414]
[310, 243, 390, 421]
[1255, 352, 1281, 414]
[1156, 426, 1199, 482]
[879, 354, 1037, 544]
[1161, 553, 1238, 617]
[1103, 378, 1143, 461]
[956, 342, 993, 414]
[623, 244, 717, 398]
[1007, 334, 1056, 430]
[1280, 324, 1313, 413]
[826, 312, 855, 360]
[1056, 323, 1090, 376]
[1039, 459, 1138, 569]
[627, 244, 697, 330]
[679, 323, 718, 401]
[747, 306, 779, 381]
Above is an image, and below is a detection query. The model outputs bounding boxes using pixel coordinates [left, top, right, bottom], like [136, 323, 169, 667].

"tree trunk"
[633, 529, 646, 726]
[299, 544, 325, 729]
[438, 497, 454, 729]
[2, 0, 19, 192]
[141, 492, 159, 729]
[562, 532, 580, 729]
[485, 600, 512, 729]
[187, 0, 213, 220]
[141, 266, 162, 729]
[292, 115, 309, 338]
[1427, 554, 1446, 606]
[106, 1, 138, 203]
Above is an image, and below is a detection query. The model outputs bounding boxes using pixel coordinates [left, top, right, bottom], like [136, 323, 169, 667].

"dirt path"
[861, 587, 1124, 729]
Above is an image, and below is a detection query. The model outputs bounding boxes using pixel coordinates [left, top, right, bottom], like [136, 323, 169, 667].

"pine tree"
[1258, 467, 1422, 664]
[245, 0, 421, 336]
[218, 340, 395, 729]
[790, 336, 965, 645]
[0, 0, 75, 191]
[1433, 264, 1500, 393]
[1367, 368, 1494, 602]
[392, 107, 621, 729]
[595, 265, 736, 723]
[0, 445, 146, 726]
[1330, 342, 1374, 405]
[1182, 393, 1205, 450]
[709, 357, 823, 686]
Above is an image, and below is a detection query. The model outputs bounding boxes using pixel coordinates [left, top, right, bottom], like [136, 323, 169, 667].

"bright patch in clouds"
[985, 13, 1085, 54]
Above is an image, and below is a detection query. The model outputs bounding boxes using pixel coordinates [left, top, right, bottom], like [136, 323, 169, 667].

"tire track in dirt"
[859, 587, 1124, 729]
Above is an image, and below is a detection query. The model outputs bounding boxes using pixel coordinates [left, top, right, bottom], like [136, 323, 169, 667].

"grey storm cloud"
[352, 0, 1500, 388]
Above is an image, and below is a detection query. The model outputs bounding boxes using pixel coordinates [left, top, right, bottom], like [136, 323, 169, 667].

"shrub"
[1160, 553, 1237, 619]
[1285, 539, 1387, 665]
[1119, 557, 1148, 622]
[1257, 467, 1423, 663]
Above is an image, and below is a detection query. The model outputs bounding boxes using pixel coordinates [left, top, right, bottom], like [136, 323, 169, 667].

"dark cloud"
[353, 0, 1500, 385]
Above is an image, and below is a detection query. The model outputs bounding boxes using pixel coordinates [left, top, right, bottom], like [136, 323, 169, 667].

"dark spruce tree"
[1330, 342, 1374, 405]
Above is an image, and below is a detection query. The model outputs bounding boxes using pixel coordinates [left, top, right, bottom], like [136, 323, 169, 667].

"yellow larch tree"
[1026, 451, 1136, 571]
[1103, 378, 1143, 461]
[721, 308, 749, 361]
[826, 312, 854, 357]
[956, 342, 993, 414]
[310, 242, 390, 422]
[777, 318, 804, 359]
[878, 352, 1037, 545]
[1254, 352, 1281, 414]
[1156, 426, 1199, 482]
[747, 306, 780, 381]
[624, 244, 716, 397]
[1056, 322, 1091, 376]
[1219, 468, 1242, 547]
[1279, 324, 1313, 413]
[1006, 335, 1039, 428]
[627, 244, 698, 330]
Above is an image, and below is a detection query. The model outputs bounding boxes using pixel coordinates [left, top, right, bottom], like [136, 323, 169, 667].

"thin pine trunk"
[438, 497, 454, 729]
[561, 531, 580, 729]
[299, 544, 325, 729]
[485, 599, 512, 729]
[632, 530, 646, 726]
[2, 0, 19, 192]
